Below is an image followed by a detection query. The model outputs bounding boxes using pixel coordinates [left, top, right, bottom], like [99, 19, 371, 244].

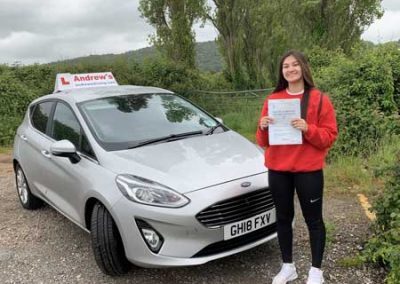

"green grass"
[325, 220, 336, 247]
[324, 155, 372, 192]
[368, 135, 400, 175]
[0, 147, 12, 154]
[338, 256, 364, 268]
[222, 110, 259, 142]
[324, 135, 400, 194]
[188, 93, 264, 143]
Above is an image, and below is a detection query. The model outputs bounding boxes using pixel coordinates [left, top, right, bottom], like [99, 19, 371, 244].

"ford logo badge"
[241, 182, 251, 188]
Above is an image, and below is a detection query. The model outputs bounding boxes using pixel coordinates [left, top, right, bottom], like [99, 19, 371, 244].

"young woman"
[256, 50, 338, 284]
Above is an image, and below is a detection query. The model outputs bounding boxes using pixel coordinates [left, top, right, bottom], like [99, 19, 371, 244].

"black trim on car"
[196, 187, 275, 228]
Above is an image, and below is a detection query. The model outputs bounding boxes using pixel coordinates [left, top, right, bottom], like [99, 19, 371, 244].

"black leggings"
[269, 169, 325, 268]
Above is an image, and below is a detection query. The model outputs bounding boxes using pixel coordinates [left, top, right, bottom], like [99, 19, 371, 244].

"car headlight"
[116, 174, 190, 208]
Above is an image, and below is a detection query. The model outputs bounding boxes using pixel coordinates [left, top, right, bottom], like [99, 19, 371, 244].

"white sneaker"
[306, 267, 324, 284]
[272, 263, 298, 284]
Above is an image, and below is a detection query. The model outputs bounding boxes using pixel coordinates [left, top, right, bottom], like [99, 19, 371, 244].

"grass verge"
[338, 256, 364, 268]
[324, 135, 400, 195]
[0, 147, 12, 154]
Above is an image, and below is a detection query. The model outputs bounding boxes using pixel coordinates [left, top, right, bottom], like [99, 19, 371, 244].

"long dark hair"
[273, 50, 315, 93]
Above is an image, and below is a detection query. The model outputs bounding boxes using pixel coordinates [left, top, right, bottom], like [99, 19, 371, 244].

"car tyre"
[91, 202, 130, 275]
[15, 164, 43, 209]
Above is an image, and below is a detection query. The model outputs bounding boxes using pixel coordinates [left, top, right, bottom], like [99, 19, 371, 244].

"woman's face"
[282, 55, 303, 84]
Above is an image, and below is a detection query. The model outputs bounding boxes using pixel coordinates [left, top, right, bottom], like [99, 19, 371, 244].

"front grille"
[192, 223, 277, 258]
[196, 188, 274, 228]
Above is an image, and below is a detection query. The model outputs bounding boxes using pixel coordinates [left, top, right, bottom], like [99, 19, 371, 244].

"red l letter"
[61, 77, 70, 85]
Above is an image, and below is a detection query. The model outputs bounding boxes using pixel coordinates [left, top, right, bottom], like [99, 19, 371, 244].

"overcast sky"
[0, 0, 399, 65]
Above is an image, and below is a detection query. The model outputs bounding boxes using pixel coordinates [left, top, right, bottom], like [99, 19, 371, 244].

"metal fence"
[184, 88, 273, 141]
[184, 88, 273, 118]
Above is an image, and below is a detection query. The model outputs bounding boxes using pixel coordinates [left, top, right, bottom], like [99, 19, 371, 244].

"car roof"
[32, 85, 174, 105]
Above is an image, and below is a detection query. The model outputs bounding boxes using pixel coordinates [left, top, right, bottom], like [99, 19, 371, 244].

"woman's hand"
[291, 118, 308, 132]
[259, 116, 274, 130]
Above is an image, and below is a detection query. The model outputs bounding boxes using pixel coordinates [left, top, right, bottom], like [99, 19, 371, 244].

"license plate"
[223, 208, 276, 240]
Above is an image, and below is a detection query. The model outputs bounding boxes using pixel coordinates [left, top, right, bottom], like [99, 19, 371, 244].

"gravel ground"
[0, 153, 386, 283]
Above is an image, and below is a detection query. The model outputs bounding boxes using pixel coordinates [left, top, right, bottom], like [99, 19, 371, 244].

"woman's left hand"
[291, 118, 308, 132]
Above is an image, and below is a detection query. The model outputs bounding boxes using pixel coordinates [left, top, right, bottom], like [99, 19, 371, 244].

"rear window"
[31, 102, 54, 134]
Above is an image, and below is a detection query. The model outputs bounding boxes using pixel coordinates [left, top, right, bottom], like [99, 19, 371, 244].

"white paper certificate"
[268, 99, 302, 145]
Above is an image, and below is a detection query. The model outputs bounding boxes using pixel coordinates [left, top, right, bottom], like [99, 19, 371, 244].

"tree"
[281, 0, 383, 53]
[206, 0, 296, 88]
[206, 0, 383, 88]
[240, 1, 294, 86]
[205, 0, 247, 88]
[139, 0, 205, 69]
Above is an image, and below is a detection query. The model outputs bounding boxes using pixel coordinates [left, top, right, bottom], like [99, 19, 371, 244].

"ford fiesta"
[13, 72, 276, 275]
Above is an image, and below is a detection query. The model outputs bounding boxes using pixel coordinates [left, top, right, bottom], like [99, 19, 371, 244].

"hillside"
[52, 41, 223, 72]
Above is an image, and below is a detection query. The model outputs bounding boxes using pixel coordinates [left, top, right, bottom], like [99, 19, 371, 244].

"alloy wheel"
[16, 168, 28, 204]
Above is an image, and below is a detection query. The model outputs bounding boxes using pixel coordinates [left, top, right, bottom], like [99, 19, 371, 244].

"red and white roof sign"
[54, 72, 118, 92]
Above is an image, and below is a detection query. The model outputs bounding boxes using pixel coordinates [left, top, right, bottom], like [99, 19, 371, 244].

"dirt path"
[0, 153, 386, 283]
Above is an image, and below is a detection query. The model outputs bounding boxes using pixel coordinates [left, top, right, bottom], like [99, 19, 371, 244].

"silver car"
[13, 82, 276, 275]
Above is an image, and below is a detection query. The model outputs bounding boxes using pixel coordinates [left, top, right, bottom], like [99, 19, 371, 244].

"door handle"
[41, 150, 51, 158]
[20, 134, 28, 141]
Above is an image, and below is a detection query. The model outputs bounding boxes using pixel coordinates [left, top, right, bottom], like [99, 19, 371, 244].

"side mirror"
[215, 117, 223, 124]
[51, 140, 81, 164]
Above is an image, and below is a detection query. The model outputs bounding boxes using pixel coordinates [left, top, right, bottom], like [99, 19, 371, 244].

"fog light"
[142, 228, 162, 251]
[136, 219, 164, 253]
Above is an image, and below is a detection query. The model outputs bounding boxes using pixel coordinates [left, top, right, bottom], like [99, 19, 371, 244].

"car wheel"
[15, 164, 43, 209]
[91, 202, 130, 275]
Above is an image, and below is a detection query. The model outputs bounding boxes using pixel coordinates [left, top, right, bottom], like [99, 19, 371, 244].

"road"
[0, 153, 385, 283]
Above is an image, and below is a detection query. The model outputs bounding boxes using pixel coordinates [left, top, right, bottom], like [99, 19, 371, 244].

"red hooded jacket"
[256, 88, 338, 172]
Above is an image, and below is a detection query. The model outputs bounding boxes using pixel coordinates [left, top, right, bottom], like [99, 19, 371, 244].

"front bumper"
[110, 173, 277, 268]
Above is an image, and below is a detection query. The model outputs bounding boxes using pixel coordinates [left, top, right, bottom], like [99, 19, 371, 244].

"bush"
[12, 64, 55, 95]
[362, 152, 400, 283]
[197, 72, 233, 91]
[140, 56, 200, 95]
[0, 43, 398, 152]
[376, 43, 400, 112]
[0, 71, 37, 144]
[309, 46, 400, 158]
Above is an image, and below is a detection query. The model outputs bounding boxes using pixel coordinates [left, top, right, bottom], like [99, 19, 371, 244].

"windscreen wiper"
[206, 124, 223, 135]
[128, 130, 204, 149]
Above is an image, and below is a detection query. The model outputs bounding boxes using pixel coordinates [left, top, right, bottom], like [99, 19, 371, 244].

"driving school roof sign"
[54, 72, 118, 92]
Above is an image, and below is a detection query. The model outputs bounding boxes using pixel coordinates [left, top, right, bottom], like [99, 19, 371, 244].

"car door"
[18, 101, 56, 199]
[42, 101, 97, 224]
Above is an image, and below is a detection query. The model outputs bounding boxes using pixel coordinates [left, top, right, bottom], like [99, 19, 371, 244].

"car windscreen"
[78, 93, 221, 151]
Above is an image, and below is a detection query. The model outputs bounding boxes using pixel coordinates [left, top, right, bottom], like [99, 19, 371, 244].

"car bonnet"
[102, 131, 267, 194]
